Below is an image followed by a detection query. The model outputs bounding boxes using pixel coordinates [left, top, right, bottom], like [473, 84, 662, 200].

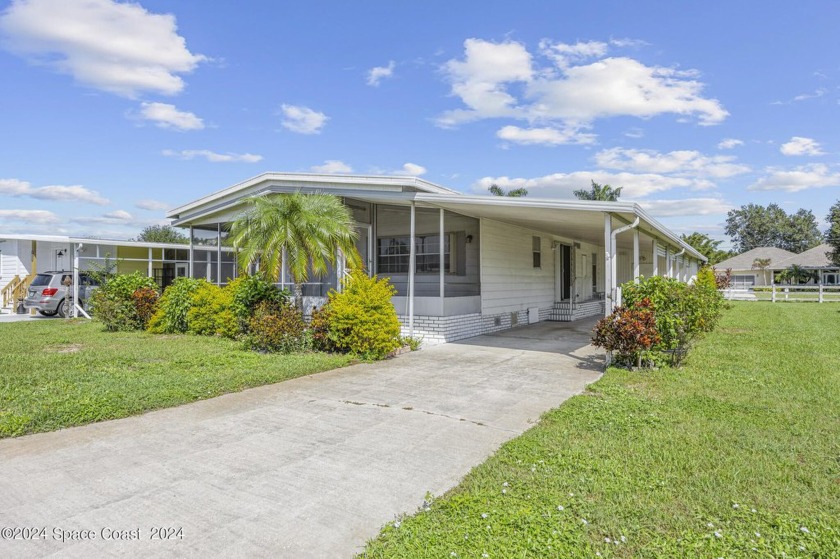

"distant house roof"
[775, 243, 834, 269]
[714, 246, 796, 271]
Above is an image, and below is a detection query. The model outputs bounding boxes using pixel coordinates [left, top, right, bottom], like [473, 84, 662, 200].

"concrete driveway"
[0, 318, 602, 558]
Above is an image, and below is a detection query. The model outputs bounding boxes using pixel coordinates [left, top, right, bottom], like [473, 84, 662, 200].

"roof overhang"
[165, 173, 705, 262]
[167, 172, 459, 220]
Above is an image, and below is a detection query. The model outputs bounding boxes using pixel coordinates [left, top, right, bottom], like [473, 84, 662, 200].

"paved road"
[0, 319, 602, 558]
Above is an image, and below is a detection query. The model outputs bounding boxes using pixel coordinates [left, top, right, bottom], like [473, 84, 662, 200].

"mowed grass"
[361, 302, 840, 558]
[0, 319, 352, 438]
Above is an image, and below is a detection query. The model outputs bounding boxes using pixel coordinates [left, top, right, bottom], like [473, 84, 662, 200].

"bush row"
[592, 268, 724, 368]
[91, 270, 403, 359]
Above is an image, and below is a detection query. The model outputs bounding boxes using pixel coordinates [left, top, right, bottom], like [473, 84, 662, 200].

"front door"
[175, 263, 188, 279]
[555, 244, 572, 301]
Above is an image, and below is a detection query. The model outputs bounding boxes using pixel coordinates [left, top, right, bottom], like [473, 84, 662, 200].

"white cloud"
[366, 60, 395, 86]
[311, 160, 353, 174]
[594, 147, 750, 178]
[779, 136, 824, 156]
[0, 178, 109, 205]
[280, 104, 328, 134]
[0, 178, 30, 195]
[436, 39, 533, 127]
[0, 209, 60, 224]
[793, 88, 826, 102]
[472, 171, 708, 199]
[624, 127, 644, 139]
[749, 163, 840, 192]
[161, 149, 262, 163]
[0, 0, 206, 98]
[135, 199, 170, 211]
[138, 102, 204, 131]
[496, 125, 596, 145]
[637, 198, 733, 217]
[393, 163, 427, 176]
[436, 38, 727, 133]
[102, 209, 133, 220]
[539, 39, 607, 68]
[717, 138, 743, 149]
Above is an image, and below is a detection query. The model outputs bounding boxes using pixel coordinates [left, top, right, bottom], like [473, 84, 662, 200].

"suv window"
[30, 274, 53, 287]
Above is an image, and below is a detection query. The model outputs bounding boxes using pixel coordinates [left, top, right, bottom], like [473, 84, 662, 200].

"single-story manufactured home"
[0, 234, 236, 310]
[715, 244, 838, 287]
[165, 173, 706, 344]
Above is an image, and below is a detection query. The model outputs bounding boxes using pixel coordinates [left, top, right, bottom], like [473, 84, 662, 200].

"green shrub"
[148, 277, 207, 334]
[620, 274, 724, 364]
[89, 272, 159, 332]
[185, 283, 239, 338]
[227, 274, 290, 329]
[245, 301, 309, 353]
[324, 271, 402, 360]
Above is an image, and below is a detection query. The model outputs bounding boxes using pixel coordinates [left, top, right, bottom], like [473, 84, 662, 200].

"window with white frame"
[377, 234, 451, 274]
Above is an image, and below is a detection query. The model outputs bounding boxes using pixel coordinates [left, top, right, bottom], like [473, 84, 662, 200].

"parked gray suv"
[23, 271, 99, 317]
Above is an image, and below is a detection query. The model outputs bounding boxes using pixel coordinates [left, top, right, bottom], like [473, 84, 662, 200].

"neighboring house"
[166, 173, 705, 344]
[775, 243, 838, 285]
[713, 247, 796, 287]
[715, 244, 839, 287]
[0, 234, 236, 311]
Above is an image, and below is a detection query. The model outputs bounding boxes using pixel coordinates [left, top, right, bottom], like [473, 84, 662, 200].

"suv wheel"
[56, 299, 69, 318]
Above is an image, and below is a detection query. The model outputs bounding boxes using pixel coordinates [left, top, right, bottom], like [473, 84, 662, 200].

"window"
[532, 236, 541, 268]
[377, 235, 450, 274]
[731, 275, 756, 288]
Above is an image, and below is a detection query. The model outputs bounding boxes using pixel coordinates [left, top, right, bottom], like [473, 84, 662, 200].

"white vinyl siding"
[480, 220, 555, 315]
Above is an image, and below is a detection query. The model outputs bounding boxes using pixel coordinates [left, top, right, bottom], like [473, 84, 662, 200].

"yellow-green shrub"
[324, 271, 401, 359]
[148, 277, 206, 334]
[186, 283, 239, 339]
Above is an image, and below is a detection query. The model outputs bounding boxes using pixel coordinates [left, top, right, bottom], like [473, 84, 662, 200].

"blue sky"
[1, 0, 838, 248]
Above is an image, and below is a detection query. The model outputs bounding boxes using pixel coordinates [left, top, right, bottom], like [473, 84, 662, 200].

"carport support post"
[439, 208, 445, 313]
[188, 226, 194, 278]
[72, 243, 90, 319]
[633, 228, 640, 283]
[408, 201, 416, 337]
[603, 213, 613, 317]
[217, 223, 222, 286]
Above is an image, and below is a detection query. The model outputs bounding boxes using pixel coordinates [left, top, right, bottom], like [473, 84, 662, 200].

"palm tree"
[488, 183, 528, 197]
[574, 180, 622, 201]
[229, 192, 361, 307]
[778, 264, 817, 285]
[751, 257, 772, 286]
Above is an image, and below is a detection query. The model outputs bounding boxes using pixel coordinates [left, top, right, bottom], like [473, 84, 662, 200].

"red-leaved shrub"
[592, 298, 661, 368]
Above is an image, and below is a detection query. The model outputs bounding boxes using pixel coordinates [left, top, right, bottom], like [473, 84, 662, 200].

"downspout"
[609, 216, 640, 311]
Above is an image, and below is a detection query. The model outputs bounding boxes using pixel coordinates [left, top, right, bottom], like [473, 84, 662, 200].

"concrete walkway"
[0, 319, 602, 558]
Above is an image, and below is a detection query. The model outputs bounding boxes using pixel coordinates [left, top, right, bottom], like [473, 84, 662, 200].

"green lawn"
[0, 319, 352, 438]
[361, 302, 840, 557]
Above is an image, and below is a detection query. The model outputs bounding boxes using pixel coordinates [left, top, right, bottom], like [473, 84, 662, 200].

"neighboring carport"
[0, 319, 602, 558]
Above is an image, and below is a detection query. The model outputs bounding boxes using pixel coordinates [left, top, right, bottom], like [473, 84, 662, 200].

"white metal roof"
[0, 234, 234, 251]
[167, 172, 460, 219]
[165, 173, 705, 261]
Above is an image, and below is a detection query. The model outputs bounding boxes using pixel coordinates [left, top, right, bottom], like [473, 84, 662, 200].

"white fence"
[722, 284, 840, 303]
